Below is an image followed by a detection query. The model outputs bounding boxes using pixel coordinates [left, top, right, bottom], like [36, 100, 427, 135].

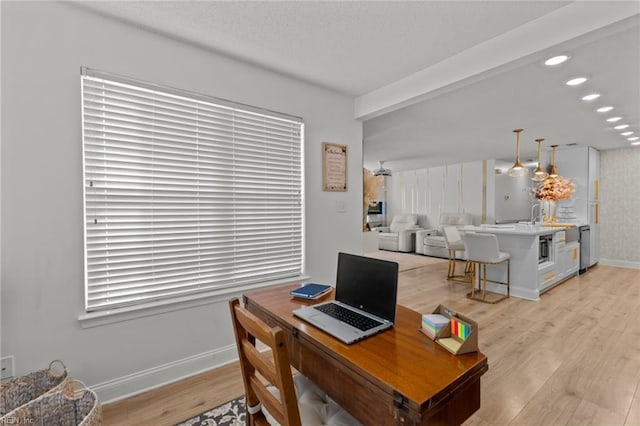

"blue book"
[290, 283, 332, 300]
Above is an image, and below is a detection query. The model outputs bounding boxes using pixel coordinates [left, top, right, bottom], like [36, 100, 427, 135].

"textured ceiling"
[75, 1, 570, 96]
[75, 1, 639, 170]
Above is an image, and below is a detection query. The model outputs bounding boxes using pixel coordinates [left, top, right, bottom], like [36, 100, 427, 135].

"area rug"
[175, 395, 246, 426]
[364, 250, 445, 272]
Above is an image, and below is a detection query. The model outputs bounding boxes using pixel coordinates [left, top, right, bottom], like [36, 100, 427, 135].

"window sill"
[78, 275, 310, 328]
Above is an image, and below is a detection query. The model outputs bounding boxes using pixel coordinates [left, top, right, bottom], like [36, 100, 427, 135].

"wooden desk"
[243, 283, 488, 425]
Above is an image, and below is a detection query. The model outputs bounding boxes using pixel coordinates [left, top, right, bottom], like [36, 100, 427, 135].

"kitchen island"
[464, 224, 580, 300]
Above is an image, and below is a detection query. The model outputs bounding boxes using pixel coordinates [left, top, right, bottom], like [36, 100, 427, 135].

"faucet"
[531, 203, 541, 225]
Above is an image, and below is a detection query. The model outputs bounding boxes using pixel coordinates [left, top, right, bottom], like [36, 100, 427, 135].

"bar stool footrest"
[447, 274, 473, 284]
[466, 291, 508, 304]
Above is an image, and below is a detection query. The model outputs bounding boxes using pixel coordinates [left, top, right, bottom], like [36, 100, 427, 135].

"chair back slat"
[241, 340, 278, 386]
[230, 298, 302, 426]
[249, 375, 288, 425]
[233, 301, 277, 345]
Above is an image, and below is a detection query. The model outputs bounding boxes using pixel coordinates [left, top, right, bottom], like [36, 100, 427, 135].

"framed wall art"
[322, 142, 347, 191]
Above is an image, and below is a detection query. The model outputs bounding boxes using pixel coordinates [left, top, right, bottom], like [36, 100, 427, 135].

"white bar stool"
[442, 226, 472, 282]
[463, 232, 510, 303]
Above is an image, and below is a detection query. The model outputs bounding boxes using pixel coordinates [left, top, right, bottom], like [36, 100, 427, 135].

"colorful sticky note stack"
[450, 318, 470, 340]
[421, 314, 449, 339]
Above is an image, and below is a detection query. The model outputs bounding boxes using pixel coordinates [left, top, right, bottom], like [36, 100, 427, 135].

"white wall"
[386, 160, 495, 227]
[0, 2, 362, 401]
[494, 173, 535, 223]
[599, 147, 640, 268]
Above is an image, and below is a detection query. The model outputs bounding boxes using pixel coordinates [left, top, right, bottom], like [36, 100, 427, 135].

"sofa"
[377, 214, 421, 252]
[416, 213, 473, 258]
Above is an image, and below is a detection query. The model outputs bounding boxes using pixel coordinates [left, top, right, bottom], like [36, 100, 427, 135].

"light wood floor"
[103, 259, 640, 425]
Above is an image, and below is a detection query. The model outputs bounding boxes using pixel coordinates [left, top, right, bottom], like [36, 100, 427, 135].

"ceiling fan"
[372, 161, 392, 176]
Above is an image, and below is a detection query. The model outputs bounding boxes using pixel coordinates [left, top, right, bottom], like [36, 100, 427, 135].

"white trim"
[598, 259, 640, 270]
[485, 282, 540, 301]
[78, 275, 309, 328]
[91, 345, 238, 404]
[509, 286, 539, 301]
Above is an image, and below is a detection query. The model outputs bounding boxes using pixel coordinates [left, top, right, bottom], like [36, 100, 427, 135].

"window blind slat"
[81, 70, 304, 312]
[82, 82, 300, 128]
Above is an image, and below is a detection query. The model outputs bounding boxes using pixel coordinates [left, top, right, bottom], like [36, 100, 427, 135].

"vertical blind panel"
[81, 73, 304, 312]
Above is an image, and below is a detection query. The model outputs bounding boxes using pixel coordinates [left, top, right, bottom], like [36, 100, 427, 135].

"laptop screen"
[335, 252, 399, 322]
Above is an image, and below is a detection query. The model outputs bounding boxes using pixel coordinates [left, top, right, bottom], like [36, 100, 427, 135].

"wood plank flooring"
[103, 258, 640, 425]
[102, 362, 245, 425]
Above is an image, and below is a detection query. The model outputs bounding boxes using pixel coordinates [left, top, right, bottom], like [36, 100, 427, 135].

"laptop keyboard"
[314, 303, 382, 331]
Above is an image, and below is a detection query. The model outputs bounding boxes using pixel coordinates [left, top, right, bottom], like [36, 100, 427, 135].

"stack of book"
[421, 314, 449, 340]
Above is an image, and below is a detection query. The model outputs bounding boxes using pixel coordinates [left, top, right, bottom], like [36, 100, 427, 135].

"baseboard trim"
[91, 344, 238, 404]
[485, 283, 539, 301]
[599, 258, 640, 270]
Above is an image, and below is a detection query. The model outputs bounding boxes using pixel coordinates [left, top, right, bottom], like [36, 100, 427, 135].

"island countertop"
[462, 223, 582, 301]
[465, 223, 582, 236]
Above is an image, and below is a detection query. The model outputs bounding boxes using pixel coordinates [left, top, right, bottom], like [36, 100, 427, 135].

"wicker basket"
[1, 380, 102, 426]
[0, 360, 72, 416]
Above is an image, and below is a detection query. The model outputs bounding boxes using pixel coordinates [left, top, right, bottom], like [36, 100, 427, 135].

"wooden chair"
[229, 298, 359, 426]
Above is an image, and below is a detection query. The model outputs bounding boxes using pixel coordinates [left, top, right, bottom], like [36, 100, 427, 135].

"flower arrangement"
[533, 175, 575, 201]
[363, 168, 383, 207]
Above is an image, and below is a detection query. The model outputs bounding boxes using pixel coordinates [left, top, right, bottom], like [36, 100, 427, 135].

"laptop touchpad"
[310, 313, 335, 327]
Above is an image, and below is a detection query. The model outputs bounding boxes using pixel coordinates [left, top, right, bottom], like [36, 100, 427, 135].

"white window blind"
[81, 68, 304, 312]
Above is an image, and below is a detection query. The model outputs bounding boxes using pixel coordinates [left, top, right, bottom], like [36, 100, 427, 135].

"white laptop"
[293, 252, 399, 344]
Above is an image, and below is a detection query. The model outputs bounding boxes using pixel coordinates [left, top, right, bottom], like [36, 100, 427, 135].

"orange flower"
[534, 176, 575, 201]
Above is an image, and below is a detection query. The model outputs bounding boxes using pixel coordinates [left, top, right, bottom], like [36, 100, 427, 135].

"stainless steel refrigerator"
[579, 225, 590, 272]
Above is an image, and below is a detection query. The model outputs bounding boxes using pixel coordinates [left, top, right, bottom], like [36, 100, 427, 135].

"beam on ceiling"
[354, 1, 640, 121]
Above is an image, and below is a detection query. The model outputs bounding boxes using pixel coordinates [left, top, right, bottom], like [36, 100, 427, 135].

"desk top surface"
[243, 283, 488, 409]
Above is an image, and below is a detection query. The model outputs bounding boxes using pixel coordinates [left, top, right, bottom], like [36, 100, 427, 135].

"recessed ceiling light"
[582, 93, 601, 101]
[596, 106, 614, 113]
[606, 117, 622, 122]
[632, 141, 640, 146]
[621, 131, 634, 136]
[629, 137, 640, 141]
[614, 124, 630, 130]
[545, 55, 570, 66]
[565, 77, 588, 86]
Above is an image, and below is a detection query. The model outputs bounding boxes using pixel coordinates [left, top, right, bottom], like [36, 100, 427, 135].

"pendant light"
[508, 128, 528, 177]
[549, 144, 559, 177]
[531, 138, 549, 182]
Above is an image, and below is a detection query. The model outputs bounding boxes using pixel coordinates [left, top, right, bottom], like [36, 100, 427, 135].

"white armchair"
[416, 213, 473, 258]
[377, 214, 421, 252]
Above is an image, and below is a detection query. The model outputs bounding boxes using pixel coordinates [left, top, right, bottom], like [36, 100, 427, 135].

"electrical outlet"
[1, 356, 15, 380]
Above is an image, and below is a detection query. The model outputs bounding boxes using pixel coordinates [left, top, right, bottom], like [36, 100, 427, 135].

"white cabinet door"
[588, 147, 600, 202]
[589, 220, 599, 266]
[557, 241, 580, 279]
[587, 148, 600, 266]
[556, 146, 599, 266]
[556, 146, 588, 222]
